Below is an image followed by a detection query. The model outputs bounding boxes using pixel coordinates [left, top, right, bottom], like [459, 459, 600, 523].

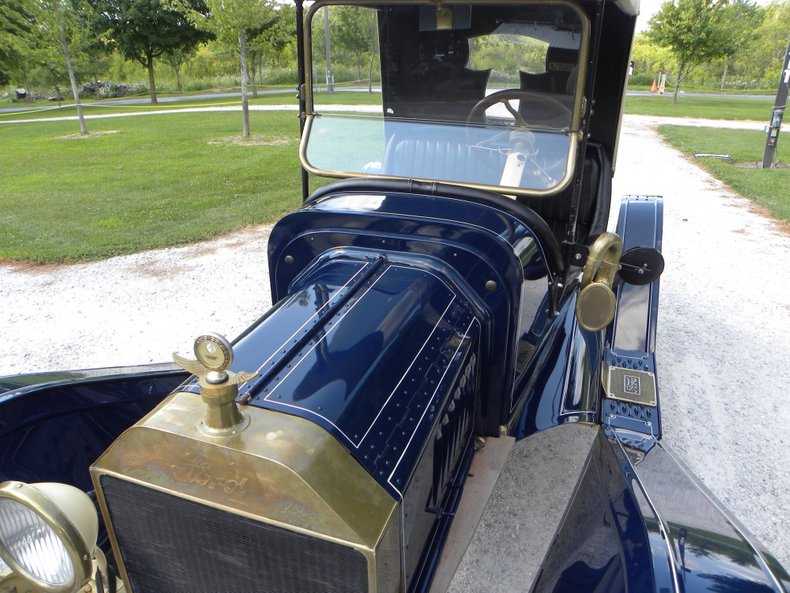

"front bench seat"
[382, 136, 504, 187]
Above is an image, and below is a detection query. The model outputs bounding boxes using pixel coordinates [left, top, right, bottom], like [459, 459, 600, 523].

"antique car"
[1, 0, 788, 592]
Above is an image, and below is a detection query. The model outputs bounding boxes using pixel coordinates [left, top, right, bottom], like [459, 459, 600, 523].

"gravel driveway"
[1, 113, 788, 568]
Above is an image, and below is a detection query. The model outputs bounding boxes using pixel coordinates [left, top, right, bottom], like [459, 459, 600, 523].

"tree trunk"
[720, 58, 728, 92]
[56, 12, 88, 134]
[175, 65, 182, 92]
[356, 52, 361, 81]
[673, 62, 684, 104]
[368, 17, 376, 93]
[323, 7, 333, 92]
[146, 51, 158, 104]
[239, 30, 250, 139]
[249, 53, 258, 98]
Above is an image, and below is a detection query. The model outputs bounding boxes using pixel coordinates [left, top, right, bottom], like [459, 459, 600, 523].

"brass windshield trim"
[299, 114, 580, 198]
[300, 0, 590, 198]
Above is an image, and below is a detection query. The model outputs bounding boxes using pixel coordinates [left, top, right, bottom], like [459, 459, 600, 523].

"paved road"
[3, 104, 788, 137]
[626, 89, 777, 100]
[1, 87, 778, 114]
[0, 89, 292, 114]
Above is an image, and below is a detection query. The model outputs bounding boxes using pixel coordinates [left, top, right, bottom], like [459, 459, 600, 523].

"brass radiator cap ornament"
[173, 333, 258, 437]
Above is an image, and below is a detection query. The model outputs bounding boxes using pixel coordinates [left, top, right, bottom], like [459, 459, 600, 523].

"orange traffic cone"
[651, 79, 657, 93]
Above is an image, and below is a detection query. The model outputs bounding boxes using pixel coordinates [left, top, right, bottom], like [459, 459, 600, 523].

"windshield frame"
[300, 0, 591, 198]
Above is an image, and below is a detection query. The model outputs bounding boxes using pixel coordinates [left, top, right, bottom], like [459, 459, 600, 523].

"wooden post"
[762, 40, 790, 169]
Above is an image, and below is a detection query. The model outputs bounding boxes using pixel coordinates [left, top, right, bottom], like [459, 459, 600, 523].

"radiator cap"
[173, 333, 258, 437]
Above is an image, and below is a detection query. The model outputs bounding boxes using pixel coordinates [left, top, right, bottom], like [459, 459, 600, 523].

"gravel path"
[1, 113, 788, 568]
[613, 116, 790, 567]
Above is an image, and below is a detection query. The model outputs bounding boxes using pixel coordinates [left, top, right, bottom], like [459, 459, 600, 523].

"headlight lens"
[0, 498, 75, 586]
[0, 481, 97, 593]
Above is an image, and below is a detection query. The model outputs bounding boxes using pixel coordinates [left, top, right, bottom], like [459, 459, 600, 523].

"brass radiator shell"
[91, 391, 400, 593]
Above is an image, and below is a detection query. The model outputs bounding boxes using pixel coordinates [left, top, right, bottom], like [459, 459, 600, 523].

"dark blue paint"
[532, 429, 652, 593]
[610, 428, 789, 593]
[0, 368, 186, 491]
[610, 196, 663, 354]
[512, 292, 602, 438]
[533, 427, 789, 593]
[187, 250, 482, 500]
[604, 196, 664, 437]
[268, 190, 551, 434]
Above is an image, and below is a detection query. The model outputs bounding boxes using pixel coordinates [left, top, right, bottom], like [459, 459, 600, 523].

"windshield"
[302, 2, 586, 195]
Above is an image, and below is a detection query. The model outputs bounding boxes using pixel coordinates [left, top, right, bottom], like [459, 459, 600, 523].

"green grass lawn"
[3, 93, 786, 264]
[624, 95, 776, 121]
[0, 91, 383, 122]
[659, 125, 789, 223]
[0, 111, 303, 263]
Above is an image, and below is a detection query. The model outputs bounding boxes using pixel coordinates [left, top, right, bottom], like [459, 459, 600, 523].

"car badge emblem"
[623, 374, 641, 396]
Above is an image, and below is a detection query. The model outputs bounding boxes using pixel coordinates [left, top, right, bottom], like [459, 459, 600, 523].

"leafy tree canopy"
[0, 0, 35, 86]
[647, 0, 760, 100]
[90, 0, 211, 63]
[88, 0, 212, 101]
[649, 0, 730, 66]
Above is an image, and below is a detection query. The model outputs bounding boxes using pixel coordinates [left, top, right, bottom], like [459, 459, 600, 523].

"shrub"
[81, 81, 148, 99]
[264, 67, 299, 86]
[629, 73, 655, 87]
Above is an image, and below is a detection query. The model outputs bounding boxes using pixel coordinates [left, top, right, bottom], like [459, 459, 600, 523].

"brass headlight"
[0, 481, 98, 593]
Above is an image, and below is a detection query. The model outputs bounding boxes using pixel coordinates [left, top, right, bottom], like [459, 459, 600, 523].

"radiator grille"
[100, 476, 369, 593]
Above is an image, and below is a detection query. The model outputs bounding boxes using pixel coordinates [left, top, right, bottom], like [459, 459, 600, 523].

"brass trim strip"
[299, 114, 581, 198]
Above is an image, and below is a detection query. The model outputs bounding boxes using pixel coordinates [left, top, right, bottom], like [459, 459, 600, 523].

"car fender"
[0, 364, 187, 490]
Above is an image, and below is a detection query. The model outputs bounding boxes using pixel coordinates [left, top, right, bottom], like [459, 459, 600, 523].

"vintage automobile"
[0, 0, 788, 592]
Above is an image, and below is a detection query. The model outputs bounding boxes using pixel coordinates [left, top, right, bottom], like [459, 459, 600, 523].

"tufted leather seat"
[382, 136, 504, 186]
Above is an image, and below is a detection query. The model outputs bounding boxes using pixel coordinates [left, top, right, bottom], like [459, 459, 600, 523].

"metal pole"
[295, 0, 309, 200]
[762, 40, 790, 169]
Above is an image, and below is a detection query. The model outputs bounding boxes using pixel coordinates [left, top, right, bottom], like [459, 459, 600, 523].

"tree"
[246, 3, 294, 93]
[88, 0, 212, 103]
[162, 46, 196, 92]
[24, 0, 94, 134]
[0, 0, 35, 86]
[648, 0, 736, 102]
[51, 1, 88, 132]
[244, 19, 280, 97]
[716, 0, 762, 89]
[734, 1, 790, 86]
[334, 6, 372, 82]
[259, 3, 294, 69]
[186, 0, 275, 138]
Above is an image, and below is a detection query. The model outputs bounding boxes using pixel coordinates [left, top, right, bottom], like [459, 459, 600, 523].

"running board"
[604, 196, 663, 438]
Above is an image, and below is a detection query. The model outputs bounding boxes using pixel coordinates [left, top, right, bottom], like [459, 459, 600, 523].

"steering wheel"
[467, 89, 572, 127]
